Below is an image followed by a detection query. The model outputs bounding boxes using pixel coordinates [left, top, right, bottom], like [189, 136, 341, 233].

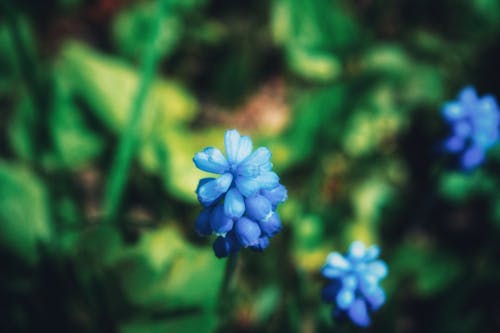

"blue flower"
[193, 129, 287, 258]
[321, 241, 388, 327]
[442, 86, 500, 170]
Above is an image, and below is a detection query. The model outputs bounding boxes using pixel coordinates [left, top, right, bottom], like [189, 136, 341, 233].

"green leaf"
[57, 41, 204, 201]
[49, 75, 103, 168]
[272, 0, 359, 81]
[360, 45, 412, 78]
[0, 17, 38, 93]
[58, 41, 198, 134]
[0, 162, 52, 264]
[8, 78, 103, 169]
[116, 226, 224, 309]
[8, 95, 35, 161]
[287, 48, 341, 82]
[113, 2, 181, 61]
[75, 225, 224, 310]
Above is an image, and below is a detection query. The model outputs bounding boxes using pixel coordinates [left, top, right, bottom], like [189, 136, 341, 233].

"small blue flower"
[442, 86, 500, 170]
[321, 241, 388, 327]
[213, 231, 240, 258]
[194, 129, 287, 257]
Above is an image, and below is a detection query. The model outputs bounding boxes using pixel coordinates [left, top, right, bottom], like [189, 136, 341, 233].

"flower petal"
[325, 252, 351, 271]
[224, 129, 241, 164]
[258, 212, 282, 237]
[363, 284, 386, 311]
[364, 245, 380, 261]
[193, 147, 229, 174]
[348, 298, 371, 327]
[213, 236, 230, 258]
[349, 241, 366, 260]
[240, 147, 271, 169]
[442, 102, 466, 121]
[236, 136, 253, 163]
[256, 171, 280, 190]
[213, 232, 240, 258]
[478, 95, 499, 116]
[196, 174, 233, 207]
[342, 274, 358, 290]
[473, 127, 498, 148]
[235, 176, 260, 197]
[321, 266, 346, 279]
[249, 236, 270, 252]
[209, 204, 234, 235]
[366, 260, 388, 279]
[443, 136, 465, 153]
[238, 163, 260, 178]
[261, 184, 288, 207]
[461, 145, 485, 170]
[459, 86, 478, 106]
[360, 273, 379, 291]
[245, 194, 273, 222]
[452, 121, 472, 138]
[224, 188, 245, 219]
[336, 288, 355, 310]
[196, 178, 215, 206]
[235, 217, 261, 247]
[194, 208, 212, 236]
[260, 161, 273, 172]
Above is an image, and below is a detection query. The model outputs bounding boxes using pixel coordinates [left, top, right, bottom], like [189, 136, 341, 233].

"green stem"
[217, 254, 239, 325]
[103, 0, 166, 224]
[2, 0, 52, 161]
[2, 1, 37, 97]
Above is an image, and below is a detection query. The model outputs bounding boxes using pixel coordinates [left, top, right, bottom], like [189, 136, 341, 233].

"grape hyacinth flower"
[193, 129, 287, 258]
[442, 86, 500, 170]
[321, 241, 388, 327]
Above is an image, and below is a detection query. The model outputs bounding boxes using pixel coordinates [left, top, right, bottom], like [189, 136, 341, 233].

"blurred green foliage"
[1, 0, 500, 332]
[0, 163, 52, 263]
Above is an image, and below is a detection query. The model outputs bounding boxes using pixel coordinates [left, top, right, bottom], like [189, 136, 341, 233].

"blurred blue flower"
[442, 86, 500, 170]
[321, 241, 388, 327]
[194, 129, 287, 258]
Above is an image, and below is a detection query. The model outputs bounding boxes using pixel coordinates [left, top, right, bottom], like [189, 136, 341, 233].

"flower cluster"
[442, 86, 500, 170]
[193, 129, 287, 258]
[321, 241, 388, 327]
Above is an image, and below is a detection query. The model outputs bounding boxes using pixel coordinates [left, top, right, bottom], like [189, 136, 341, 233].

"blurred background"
[1, 0, 500, 332]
